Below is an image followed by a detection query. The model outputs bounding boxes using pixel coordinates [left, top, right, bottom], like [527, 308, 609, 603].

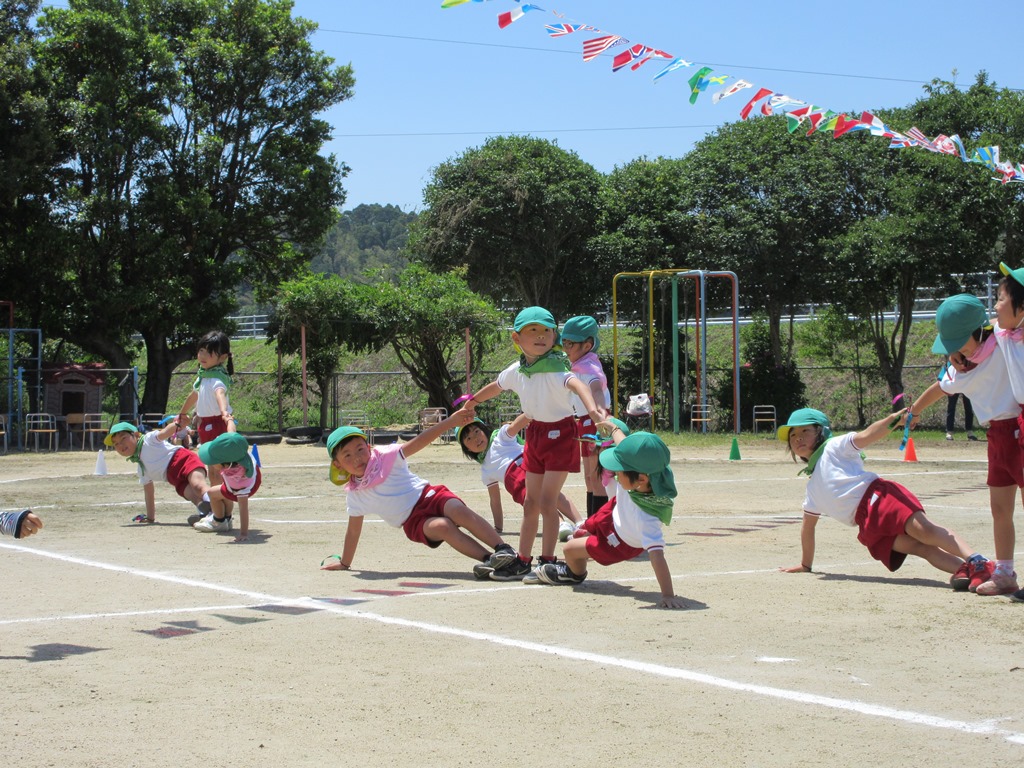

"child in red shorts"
[532, 426, 687, 609]
[320, 409, 519, 578]
[106, 421, 211, 524]
[777, 408, 991, 588]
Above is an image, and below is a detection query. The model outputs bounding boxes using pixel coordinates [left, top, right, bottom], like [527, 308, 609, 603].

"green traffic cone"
[729, 437, 741, 461]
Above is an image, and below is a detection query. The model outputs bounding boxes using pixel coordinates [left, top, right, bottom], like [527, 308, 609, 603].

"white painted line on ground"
[3, 541, 1022, 745]
[0, 603, 260, 626]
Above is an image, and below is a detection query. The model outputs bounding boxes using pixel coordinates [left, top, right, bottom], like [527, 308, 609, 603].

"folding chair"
[337, 409, 374, 443]
[82, 413, 109, 451]
[0, 414, 8, 454]
[26, 413, 60, 451]
[689, 403, 714, 433]
[752, 405, 777, 435]
[65, 413, 86, 449]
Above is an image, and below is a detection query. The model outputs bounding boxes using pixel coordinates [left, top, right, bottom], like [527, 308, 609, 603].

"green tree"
[35, 0, 353, 414]
[409, 135, 604, 318]
[678, 117, 855, 368]
[310, 203, 416, 279]
[268, 272, 377, 428]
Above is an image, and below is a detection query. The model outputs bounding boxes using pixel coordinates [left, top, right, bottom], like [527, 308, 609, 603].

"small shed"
[43, 363, 106, 416]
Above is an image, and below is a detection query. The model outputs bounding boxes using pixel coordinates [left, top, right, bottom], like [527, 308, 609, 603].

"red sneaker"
[950, 562, 972, 591]
[968, 560, 996, 593]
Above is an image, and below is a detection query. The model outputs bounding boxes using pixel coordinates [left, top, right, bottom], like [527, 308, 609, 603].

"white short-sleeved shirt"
[196, 377, 233, 418]
[345, 445, 428, 527]
[568, 352, 610, 416]
[803, 432, 877, 526]
[137, 431, 179, 485]
[993, 322, 1024, 404]
[611, 485, 667, 551]
[480, 426, 523, 487]
[937, 344, 1018, 424]
[496, 361, 578, 422]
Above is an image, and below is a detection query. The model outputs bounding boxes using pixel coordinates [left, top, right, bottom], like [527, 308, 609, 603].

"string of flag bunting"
[441, 0, 1023, 185]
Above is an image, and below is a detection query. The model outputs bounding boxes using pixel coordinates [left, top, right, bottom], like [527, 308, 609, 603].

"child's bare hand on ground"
[660, 595, 687, 609]
[779, 564, 811, 573]
[230, 534, 248, 544]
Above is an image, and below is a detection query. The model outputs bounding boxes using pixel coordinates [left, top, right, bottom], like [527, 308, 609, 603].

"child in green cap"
[106, 419, 212, 524]
[321, 408, 518, 576]
[561, 315, 611, 519]
[531, 424, 686, 609]
[455, 412, 582, 540]
[193, 432, 262, 542]
[907, 293, 1021, 595]
[463, 306, 608, 582]
[777, 407, 990, 588]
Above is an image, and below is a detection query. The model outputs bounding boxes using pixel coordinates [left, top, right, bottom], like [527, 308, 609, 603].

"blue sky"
[294, 1, 1021, 212]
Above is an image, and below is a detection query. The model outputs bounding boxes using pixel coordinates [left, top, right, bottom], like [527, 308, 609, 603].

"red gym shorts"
[503, 459, 527, 505]
[167, 448, 208, 498]
[402, 484, 461, 548]
[523, 417, 580, 474]
[580, 498, 645, 566]
[221, 466, 263, 502]
[854, 478, 922, 572]
[986, 418, 1024, 488]
[576, 416, 596, 458]
[197, 416, 229, 444]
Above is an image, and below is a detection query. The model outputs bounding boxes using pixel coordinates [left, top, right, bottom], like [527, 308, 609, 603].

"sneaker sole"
[487, 550, 518, 571]
[472, 563, 494, 580]
[489, 568, 531, 582]
[975, 584, 1020, 596]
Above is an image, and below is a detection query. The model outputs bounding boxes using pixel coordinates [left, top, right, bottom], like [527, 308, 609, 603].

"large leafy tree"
[678, 117, 856, 367]
[34, 0, 353, 413]
[409, 135, 604, 318]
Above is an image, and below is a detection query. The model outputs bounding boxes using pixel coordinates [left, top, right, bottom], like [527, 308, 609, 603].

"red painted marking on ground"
[354, 589, 415, 597]
[712, 527, 758, 533]
[398, 582, 450, 589]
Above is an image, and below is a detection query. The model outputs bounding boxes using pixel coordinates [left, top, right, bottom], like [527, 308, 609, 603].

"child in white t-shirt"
[320, 409, 518, 577]
[777, 408, 990, 588]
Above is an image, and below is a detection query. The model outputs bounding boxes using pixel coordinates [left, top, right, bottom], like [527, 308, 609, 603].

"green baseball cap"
[104, 421, 139, 446]
[561, 315, 600, 352]
[513, 306, 557, 332]
[454, 417, 485, 445]
[777, 408, 832, 442]
[198, 432, 254, 477]
[326, 426, 368, 486]
[1000, 262, 1024, 288]
[932, 294, 988, 355]
[599, 431, 670, 474]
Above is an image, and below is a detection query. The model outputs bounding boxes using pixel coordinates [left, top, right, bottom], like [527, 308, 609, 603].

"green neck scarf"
[628, 489, 674, 526]
[126, 438, 146, 475]
[193, 363, 231, 392]
[798, 437, 861, 476]
[518, 350, 569, 378]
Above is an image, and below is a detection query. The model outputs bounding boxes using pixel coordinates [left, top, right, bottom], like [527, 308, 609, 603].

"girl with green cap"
[778, 407, 990, 588]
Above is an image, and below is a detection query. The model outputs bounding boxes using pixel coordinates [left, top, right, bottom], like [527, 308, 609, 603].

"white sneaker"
[194, 516, 230, 532]
[558, 521, 575, 542]
[945, 433, 954, 441]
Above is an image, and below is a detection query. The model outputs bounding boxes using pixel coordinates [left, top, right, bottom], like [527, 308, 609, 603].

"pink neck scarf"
[347, 444, 401, 491]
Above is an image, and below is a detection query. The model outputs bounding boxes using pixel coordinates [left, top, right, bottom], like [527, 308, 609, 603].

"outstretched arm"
[463, 381, 503, 413]
[567, 377, 607, 423]
[402, 408, 475, 458]
[908, 381, 947, 428]
[853, 409, 909, 450]
[780, 513, 819, 573]
[177, 391, 198, 424]
[322, 516, 364, 570]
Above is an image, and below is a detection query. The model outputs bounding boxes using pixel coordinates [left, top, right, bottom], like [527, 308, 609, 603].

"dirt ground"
[2, 434, 1023, 767]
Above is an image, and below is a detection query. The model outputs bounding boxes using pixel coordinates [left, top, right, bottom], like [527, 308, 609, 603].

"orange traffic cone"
[903, 437, 918, 462]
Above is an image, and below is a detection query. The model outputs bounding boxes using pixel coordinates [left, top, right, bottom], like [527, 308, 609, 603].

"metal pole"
[300, 324, 308, 426]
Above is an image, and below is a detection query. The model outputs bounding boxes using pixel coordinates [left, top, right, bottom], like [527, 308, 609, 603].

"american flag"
[545, 23, 588, 37]
[905, 127, 939, 152]
[582, 35, 625, 62]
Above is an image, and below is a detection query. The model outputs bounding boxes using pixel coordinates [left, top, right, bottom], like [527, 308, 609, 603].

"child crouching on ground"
[777, 408, 990, 587]
[106, 421, 212, 524]
[193, 432, 261, 542]
[320, 408, 519, 577]
[532, 425, 687, 610]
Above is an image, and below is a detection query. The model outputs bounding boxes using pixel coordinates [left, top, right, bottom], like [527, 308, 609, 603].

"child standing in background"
[561, 315, 611, 519]
[463, 307, 608, 582]
[177, 331, 235, 514]
[908, 294, 1017, 594]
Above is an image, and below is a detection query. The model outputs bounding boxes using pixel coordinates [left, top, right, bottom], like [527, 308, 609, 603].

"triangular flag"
[652, 57, 693, 82]
[712, 79, 753, 104]
[932, 134, 968, 159]
[762, 94, 804, 116]
[582, 34, 625, 62]
[498, 4, 540, 29]
[785, 104, 815, 133]
[545, 23, 587, 37]
[612, 44, 651, 72]
[631, 49, 673, 71]
[833, 113, 868, 138]
[971, 146, 1000, 169]
[686, 66, 714, 105]
[806, 109, 837, 136]
[739, 87, 773, 120]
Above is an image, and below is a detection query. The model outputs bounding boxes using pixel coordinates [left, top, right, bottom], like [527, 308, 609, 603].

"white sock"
[995, 559, 1014, 576]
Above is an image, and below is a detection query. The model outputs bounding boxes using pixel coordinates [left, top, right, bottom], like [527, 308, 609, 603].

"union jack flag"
[582, 35, 626, 62]
[612, 44, 651, 72]
[545, 23, 588, 37]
